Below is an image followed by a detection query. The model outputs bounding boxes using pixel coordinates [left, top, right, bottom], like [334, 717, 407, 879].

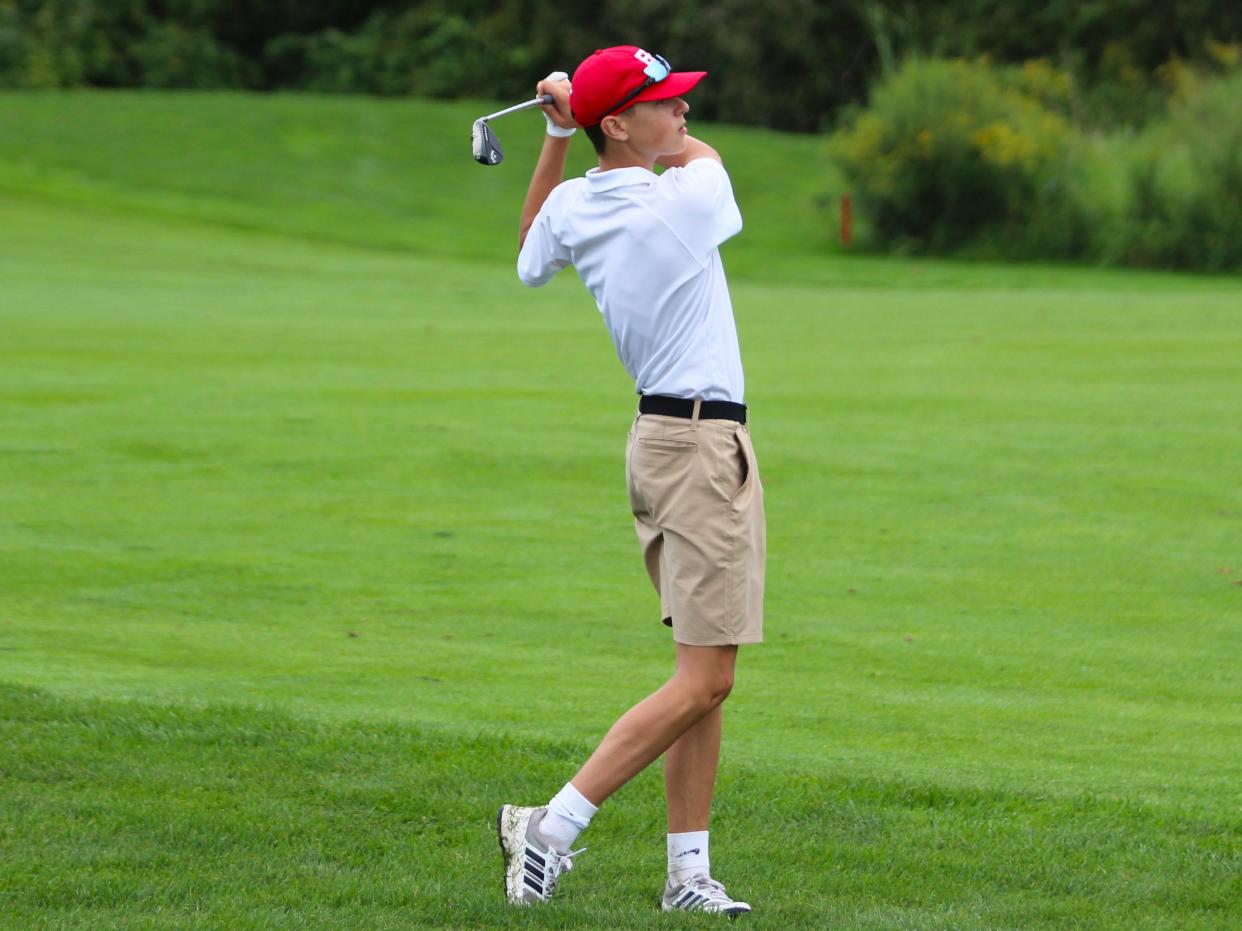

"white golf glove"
[543, 70, 576, 137]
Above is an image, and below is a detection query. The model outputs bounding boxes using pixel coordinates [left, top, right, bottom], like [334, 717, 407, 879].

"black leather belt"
[639, 394, 747, 424]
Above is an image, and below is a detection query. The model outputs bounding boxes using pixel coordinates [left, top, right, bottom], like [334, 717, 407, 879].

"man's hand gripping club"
[519, 72, 578, 249]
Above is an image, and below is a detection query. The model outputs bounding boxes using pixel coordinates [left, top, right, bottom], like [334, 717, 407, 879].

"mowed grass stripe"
[0, 89, 833, 275]
[2, 684, 1239, 930]
[4, 90, 1239, 291]
[3, 194, 1239, 813]
[2, 90, 1242, 927]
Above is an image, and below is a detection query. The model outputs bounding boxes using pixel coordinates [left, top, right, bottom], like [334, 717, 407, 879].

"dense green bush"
[830, 56, 1242, 271]
[0, 0, 255, 88]
[827, 58, 1084, 255]
[264, 6, 497, 97]
[125, 22, 251, 89]
[1111, 68, 1242, 271]
[255, 0, 878, 130]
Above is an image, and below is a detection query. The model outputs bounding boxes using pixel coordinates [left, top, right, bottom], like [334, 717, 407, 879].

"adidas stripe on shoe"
[496, 805, 585, 905]
[662, 875, 752, 916]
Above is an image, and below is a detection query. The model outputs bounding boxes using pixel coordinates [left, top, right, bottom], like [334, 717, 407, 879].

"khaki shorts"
[625, 410, 765, 646]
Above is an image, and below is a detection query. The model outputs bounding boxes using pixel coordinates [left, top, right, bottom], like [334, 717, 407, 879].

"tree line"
[2, 0, 1239, 131]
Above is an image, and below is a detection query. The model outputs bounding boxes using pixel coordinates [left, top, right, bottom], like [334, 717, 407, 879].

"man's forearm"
[519, 136, 573, 249]
[656, 134, 721, 169]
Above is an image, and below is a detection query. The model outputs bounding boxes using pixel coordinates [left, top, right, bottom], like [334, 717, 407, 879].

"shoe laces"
[683, 874, 731, 903]
[544, 846, 588, 894]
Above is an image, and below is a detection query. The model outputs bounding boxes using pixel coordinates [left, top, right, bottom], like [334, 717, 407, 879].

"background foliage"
[1113, 67, 1242, 271]
[828, 55, 1242, 270]
[827, 58, 1079, 255]
[2, 0, 1239, 132]
[3, 1, 1239, 269]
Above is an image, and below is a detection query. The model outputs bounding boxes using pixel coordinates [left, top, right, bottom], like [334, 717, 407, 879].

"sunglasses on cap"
[600, 53, 672, 121]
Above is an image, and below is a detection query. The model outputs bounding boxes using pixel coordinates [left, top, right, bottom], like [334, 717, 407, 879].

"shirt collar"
[585, 166, 656, 191]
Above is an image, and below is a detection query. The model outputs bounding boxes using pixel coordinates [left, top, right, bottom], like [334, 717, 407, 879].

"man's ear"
[601, 115, 628, 143]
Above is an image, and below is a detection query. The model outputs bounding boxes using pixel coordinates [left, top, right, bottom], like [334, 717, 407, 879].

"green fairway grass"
[4, 684, 1237, 930]
[1, 91, 1240, 928]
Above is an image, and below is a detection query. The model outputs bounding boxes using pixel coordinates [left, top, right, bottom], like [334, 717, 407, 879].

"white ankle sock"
[540, 782, 598, 851]
[668, 830, 710, 884]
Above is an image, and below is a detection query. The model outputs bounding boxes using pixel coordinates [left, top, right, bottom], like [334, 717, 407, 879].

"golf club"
[471, 94, 554, 166]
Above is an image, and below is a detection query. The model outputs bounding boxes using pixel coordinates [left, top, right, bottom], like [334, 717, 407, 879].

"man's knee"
[685, 668, 733, 712]
[674, 642, 738, 712]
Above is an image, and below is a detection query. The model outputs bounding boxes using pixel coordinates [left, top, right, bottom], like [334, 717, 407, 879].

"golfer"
[497, 46, 764, 917]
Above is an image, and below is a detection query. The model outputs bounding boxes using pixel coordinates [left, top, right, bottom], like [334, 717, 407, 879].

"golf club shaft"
[479, 94, 554, 123]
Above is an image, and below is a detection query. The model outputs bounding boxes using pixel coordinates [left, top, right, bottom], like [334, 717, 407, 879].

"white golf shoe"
[496, 804, 585, 905]
[661, 874, 752, 916]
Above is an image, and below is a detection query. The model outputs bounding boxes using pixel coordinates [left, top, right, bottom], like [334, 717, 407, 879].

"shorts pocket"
[710, 430, 747, 501]
[633, 435, 699, 507]
[729, 430, 756, 505]
[637, 437, 697, 451]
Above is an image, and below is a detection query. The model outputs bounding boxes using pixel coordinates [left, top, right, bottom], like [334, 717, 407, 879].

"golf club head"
[472, 119, 503, 166]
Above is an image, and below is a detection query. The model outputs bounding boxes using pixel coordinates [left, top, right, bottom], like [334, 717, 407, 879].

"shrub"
[827, 57, 1082, 255]
[829, 55, 1242, 271]
[0, 2, 24, 84]
[127, 22, 251, 89]
[1111, 67, 1242, 271]
[0, 0, 88, 87]
[263, 8, 495, 98]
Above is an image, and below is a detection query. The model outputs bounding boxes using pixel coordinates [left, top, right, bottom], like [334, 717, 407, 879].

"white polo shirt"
[517, 158, 745, 403]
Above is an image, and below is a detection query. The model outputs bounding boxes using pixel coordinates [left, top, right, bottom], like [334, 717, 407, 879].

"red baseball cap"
[570, 46, 706, 128]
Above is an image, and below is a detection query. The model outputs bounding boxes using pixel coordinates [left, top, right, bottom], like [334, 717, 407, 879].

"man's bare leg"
[571, 644, 737, 805]
[662, 651, 724, 890]
[664, 701, 722, 832]
[500, 648, 749, 911]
